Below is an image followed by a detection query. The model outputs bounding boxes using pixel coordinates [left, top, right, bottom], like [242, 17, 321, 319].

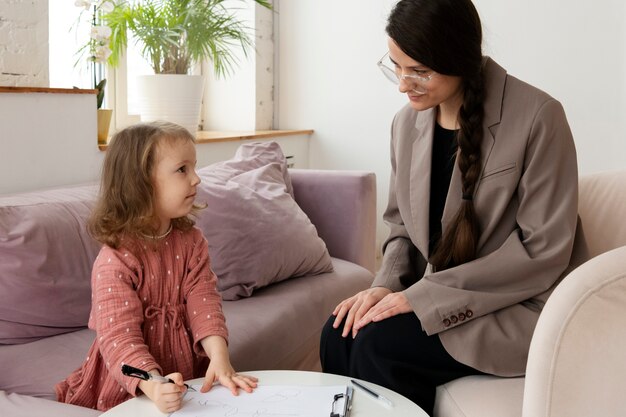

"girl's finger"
[233, 375, 254, 393]
[221, 375, 239, 395]
[200, 372, 215, 393]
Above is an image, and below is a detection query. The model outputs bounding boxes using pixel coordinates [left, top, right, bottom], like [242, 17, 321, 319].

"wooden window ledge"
[98, 129, 313, 150]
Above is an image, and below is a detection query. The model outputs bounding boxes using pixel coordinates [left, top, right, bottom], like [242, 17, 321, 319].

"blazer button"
[466, 310, 474, 318]
[443, 318, 451, 327]
[458, 312, 466, 321]
[450, 315, 458, 324]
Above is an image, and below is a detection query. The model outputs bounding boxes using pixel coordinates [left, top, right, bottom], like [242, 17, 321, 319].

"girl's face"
[387, 38, 464, 113]
[152, 138, 200, 233]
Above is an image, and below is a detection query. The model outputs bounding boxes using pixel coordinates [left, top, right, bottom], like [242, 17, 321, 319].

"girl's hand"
[200, 356, 258, 395]
[138, 372, 187, 414]
[352, 292, 412, 333]
[332, 287, 392, 338]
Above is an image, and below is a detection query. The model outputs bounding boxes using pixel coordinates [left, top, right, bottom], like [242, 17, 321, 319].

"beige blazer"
[372, 58, 580, 376]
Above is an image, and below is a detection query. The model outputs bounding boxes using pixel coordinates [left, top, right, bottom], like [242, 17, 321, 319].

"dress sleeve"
[183, 229, 228, 357]
[405, 99, 579, 335]
[90, 246, 161, 396]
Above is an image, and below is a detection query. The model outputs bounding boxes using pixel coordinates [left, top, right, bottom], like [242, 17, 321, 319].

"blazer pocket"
[480, 162, 517, 183]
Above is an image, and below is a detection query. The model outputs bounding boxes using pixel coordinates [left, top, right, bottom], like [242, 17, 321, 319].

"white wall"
[0, 89, 309, 194]
[276, 0, 626, 256]
[0, 0, 49, 86]
[0, 91, 102, 194]
[474, 0, 626, 174]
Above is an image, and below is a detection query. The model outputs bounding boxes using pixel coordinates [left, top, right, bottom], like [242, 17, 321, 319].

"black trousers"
[320, 313, 483, 416]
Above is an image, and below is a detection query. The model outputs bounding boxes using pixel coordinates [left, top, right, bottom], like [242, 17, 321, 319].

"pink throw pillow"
[194, 142, 333, 300]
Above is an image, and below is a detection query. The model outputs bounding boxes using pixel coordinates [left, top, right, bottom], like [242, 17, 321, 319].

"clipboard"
[330, 385, 353, 417]
[171, 384, 353, 417]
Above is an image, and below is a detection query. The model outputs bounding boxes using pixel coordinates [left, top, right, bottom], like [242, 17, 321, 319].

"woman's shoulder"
[485, 57, 559, 111]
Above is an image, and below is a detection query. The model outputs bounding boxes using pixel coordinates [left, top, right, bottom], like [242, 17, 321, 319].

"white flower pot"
[135, 74, 204, 133]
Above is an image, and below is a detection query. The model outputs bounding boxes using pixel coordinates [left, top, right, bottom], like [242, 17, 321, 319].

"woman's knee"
[352, 314, 423, 356]
[350, 320, 390, 358]
[320, 315, 339, 346]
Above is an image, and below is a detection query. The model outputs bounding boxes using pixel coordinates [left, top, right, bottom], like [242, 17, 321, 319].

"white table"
[101, 370, 428, 416]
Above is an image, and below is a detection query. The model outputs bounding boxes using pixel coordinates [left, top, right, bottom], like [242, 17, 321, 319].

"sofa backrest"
[0, 184, 100, 344]
[578, 169, 626, 258]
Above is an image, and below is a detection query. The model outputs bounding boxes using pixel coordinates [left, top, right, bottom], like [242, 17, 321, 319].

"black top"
[429, 123, 458, 254]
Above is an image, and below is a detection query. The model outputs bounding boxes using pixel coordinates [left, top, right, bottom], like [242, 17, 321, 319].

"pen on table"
[121, 364, 195, 391]
[350, 379, 393, 408]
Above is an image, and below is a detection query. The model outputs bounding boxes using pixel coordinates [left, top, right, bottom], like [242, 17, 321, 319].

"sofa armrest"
[523, 245, 626, 417]
[290, 169, 376, 273]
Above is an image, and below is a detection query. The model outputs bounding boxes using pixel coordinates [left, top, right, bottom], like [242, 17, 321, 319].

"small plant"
[103, 0, 272, 77]
[74, 0, 115, 109]
[95, 78, 107, 109]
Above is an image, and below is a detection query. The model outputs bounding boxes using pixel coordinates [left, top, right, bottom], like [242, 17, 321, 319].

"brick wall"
[0, 0, 49, 87]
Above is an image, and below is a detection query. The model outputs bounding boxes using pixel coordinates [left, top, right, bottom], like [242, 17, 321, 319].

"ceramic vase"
[135, 74, 204, 134]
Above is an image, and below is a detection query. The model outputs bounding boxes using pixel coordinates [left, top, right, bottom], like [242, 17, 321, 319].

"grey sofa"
[0, 169, 376, 417]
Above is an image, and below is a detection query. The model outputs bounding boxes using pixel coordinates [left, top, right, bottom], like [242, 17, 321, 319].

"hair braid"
[430, 72, 485, 270]
[386, 0, 485, 270]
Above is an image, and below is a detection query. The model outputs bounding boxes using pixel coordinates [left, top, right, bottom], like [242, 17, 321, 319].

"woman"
[320, 0, 581, 414]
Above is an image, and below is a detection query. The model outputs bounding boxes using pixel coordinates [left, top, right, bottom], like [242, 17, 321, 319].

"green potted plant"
[74, 0, 115, 144]
[102, 0, 272, 132]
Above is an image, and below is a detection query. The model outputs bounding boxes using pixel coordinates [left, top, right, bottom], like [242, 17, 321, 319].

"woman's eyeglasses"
[377, 52, 434, 93]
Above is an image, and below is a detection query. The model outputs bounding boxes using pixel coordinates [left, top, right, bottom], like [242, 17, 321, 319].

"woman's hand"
[138, 372, 187, 414]
[332, 287, 392, 338]
[352, 291, 412, 333]
[200, 335, 258, 395]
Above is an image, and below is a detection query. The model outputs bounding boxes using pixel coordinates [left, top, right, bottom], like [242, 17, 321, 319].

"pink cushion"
[195, 142, 333, 300]
[0, 185, 100, 344]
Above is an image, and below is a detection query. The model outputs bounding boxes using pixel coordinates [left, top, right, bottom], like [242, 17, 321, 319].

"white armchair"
[434, 170, 626, 417]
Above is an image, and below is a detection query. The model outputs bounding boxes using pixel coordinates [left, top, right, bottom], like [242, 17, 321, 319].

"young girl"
[56, 121, 256, 413]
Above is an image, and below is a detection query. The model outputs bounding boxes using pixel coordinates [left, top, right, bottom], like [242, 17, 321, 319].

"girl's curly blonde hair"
[88, 121, 199, 248]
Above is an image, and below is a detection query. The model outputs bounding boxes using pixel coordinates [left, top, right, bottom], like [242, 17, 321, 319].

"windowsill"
[0, 86, 97, 94]
[98, 129, 314, 151]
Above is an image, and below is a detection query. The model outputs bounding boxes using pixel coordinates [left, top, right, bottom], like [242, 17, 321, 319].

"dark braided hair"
[386, 0, 485, 270]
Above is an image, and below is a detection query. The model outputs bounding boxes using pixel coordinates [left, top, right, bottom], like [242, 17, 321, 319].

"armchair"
[434, 169, 626, 417]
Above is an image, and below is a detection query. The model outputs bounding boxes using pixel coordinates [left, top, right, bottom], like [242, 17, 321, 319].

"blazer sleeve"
[372, 115, 427, 292]
[405, 99, 579, 335]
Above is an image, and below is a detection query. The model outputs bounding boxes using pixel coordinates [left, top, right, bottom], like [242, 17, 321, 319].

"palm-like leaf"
[104, 0, 271, 75]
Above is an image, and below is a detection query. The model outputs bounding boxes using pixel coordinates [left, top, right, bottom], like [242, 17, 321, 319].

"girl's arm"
[91, 247, 162, 397]
[183, 230, 228, 355]
[198, 335, 257, 394]
[183, 230, 257, 394]
[137, 372, 187, 414]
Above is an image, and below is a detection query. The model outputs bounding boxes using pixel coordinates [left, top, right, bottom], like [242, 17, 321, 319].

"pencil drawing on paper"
[171, 384, 343, 417]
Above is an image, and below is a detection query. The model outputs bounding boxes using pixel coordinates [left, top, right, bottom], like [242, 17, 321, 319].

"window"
[48, 1, 274, 133]
[48, 2, 100, 93]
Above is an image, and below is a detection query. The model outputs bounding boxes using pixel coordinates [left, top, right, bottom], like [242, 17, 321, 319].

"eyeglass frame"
[377, 52, 435, 86]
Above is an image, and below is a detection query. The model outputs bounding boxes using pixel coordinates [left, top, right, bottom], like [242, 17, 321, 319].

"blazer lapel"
[441, 57, 507, 237]
[409, 108, 436, 258]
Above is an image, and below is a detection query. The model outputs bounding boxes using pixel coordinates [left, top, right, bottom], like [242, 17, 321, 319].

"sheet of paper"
[171, 384, 347, 417]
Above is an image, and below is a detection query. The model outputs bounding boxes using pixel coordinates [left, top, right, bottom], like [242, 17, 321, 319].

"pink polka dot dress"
[56, 227, 228, 411]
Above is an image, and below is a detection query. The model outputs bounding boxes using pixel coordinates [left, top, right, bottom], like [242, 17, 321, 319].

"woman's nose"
[398, 76, 413, 93]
